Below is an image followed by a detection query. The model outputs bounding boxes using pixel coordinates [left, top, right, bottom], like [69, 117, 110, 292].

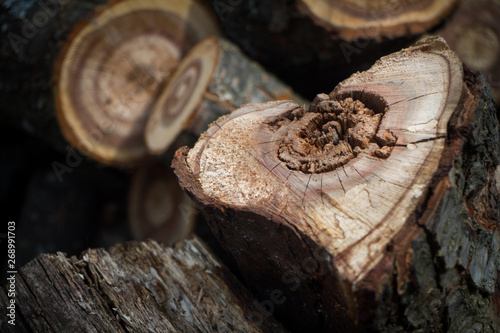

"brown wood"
[209, 0, 458, 98]
[55, 0, 220, 166]
[0, 237, 287, 332]
[437, 0, 500, 105]
[297, 0, 457, 40]
[1, 0, 220, 166]
[173, 37, 500, 332]
[145, 36, 307, 156]
[128, 161, 196, 245]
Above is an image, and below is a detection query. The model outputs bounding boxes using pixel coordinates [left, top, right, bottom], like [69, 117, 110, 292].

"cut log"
[297, 0, 458, 40]
[145, 36, 307, 155]
[437, 0, 500, 105]
[173, 37, 500, 332]
[128, 161, 196, 245]
[55, 0, 220, 166]
[0, 237, 287, 332]
[1, 0, 220, 165]
[209, 0, 458, 98]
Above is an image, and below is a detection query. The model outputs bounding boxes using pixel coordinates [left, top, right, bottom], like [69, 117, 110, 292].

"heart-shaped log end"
[173, 36, 500, 332]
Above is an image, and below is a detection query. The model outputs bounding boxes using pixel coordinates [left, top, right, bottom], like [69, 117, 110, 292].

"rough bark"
[0, 0, 220, 166]
[0, 237, 287, 333]
[146, 36, 307, 156]
[207, 0, 458, 98]
[128, 160, 197, 245]
[173, 37, 500, 332]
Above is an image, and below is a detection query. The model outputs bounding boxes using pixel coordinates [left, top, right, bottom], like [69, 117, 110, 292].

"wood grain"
[146, 37, 307, 156]
[174, 37, 500, 332]
[55, 0, 220, 166]
[298, 0, 457, 40]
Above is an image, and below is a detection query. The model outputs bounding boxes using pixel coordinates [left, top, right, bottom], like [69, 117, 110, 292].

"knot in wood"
[277, 93, 396, 173]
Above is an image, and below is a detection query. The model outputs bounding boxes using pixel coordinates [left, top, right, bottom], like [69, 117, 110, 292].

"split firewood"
[173, 37, 500, 332]
[1, 0, 220, 165]
[209, 0, 459, 97]
[437, 0, 500, 105]
[128, 161, 196, 245]
[145, 36, 306, 156]
[0, 237, 287, 332]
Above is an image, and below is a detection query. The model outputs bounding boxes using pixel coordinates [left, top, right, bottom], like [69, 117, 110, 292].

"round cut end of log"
[55, 0, 220, 166]
[455, 25, 499, 70]
[129, 161, 196, 245]
[298, 0, 458, 40]
[146, 37, 220, 154]
[182, 36, 464, 282]
[437, 1, 500, 104]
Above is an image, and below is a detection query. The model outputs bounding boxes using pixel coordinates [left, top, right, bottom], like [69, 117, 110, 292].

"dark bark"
[0, 237, 287, 332]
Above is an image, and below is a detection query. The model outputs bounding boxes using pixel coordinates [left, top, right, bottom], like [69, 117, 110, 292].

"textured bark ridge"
[128, 161, 196, 245]
[146, 36, 306, 156]
[0, 237, 287, 333]
[437, 0, 500, 105]
[173, 37, 500, 332]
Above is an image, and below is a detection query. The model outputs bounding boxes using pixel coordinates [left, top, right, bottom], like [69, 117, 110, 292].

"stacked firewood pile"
[1, 0, 499, 332]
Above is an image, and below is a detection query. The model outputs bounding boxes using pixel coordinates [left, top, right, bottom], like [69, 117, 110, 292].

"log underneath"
[0, 237, 286, 332]
[173, 37, 500, 332]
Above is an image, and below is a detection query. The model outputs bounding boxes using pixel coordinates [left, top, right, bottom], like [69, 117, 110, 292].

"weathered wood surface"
[0, 237, 287, 332]
[173, 37, 500, 332]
